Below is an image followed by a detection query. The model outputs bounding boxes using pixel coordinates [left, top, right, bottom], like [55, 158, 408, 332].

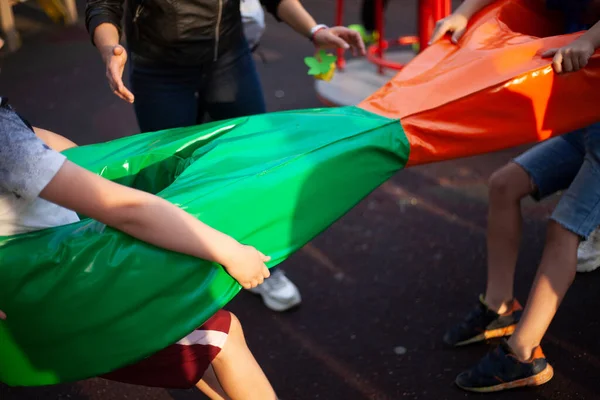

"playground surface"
[2, 0, 600, 399]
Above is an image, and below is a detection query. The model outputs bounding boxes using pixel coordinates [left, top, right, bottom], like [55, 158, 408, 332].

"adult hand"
[429, 13, 469, 45]
[542, 39, 595, 74]
[0, 310, 6, 320]
[313, 26, 366, 56]
[101, 44, 134, 103]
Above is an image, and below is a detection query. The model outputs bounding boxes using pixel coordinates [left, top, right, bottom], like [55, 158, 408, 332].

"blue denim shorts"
[514, 122, 600, 239]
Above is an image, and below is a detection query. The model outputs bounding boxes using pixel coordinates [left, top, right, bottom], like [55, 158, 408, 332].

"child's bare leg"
[196, 365, 229, 400]
[507, 221, 579, 360]
[485, 163, 533, 312]
[206, 313, 276, 400]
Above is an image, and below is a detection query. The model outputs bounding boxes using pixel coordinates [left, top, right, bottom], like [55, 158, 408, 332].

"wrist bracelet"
[310, 24, 329, 42]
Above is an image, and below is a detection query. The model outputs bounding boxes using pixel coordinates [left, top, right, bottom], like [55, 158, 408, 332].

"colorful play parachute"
[1, 0, 600, 386]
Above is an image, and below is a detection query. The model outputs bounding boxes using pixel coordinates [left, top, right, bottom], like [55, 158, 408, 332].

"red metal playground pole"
[336, 0, 345, 70]
[334, 0, 451, 72]
[418, 0, 450, 51]
[418, 0, 434, 51]
[375, 0, 384, 74]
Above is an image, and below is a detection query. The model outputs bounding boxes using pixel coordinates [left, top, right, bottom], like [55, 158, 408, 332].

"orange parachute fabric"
[359, 0, 600, 166]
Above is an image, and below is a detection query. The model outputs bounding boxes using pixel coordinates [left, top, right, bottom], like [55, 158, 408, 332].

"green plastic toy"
[304, 49, 337, 81]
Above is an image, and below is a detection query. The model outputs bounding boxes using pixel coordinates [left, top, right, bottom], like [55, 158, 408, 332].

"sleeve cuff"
[86, 15, 122, 46]
[25, 152, 67, 201]
[262, 0, 283, 22]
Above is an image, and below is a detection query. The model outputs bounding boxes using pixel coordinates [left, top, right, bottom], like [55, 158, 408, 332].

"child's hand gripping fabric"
[429, 13, 470, 44]
[542, 38, 595, 73]
[428, 0, 496, 45]
[221, 243, 271, 289]
[542, 17, 600, 74]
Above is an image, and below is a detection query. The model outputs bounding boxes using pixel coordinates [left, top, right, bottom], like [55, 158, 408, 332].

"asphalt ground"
[2, 0, 600, 399]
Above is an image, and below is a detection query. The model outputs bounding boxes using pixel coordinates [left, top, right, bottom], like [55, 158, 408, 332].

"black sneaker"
[455, 340, 554, 392]
[443, 295, 523, 347]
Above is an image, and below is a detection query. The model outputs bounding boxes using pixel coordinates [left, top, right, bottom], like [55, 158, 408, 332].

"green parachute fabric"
[0, 106, 409, 386]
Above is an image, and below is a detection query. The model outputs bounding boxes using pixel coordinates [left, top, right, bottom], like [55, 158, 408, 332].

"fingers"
[244, 274, 265, 290]
[119, 87, 135, 103]
[250, 279, 259, 288]
[347, 30, 366, 55]
[428, 20, 448, 45]
[105, 45, 134, 103]
[329, 27, 364, 53]
[329, 34, 350, 50]
[552, 50, 564, 74]
[111, 86, 133, 102]
[569, 50, 591, 72]
[545, 44, 592, 74]
[560, 53, 574, 73]
[579, 53, 590, 70]
[541, 48, 558, 58]
[111, 85, 134, 103]
[562, 50, 573, 73]
[107, 66, 134, 103]
[451, 27, 466, 44]
[259, 251, 271, 263]
[571, 54, 580, 72]
[224, 246, 272, 289]
[0, 310, 6, 320]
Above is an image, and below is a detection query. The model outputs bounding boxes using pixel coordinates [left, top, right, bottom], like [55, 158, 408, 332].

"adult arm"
[85, 0, 124, 46]
[85, 0, 134, 102]
[261, 0, 365, 55]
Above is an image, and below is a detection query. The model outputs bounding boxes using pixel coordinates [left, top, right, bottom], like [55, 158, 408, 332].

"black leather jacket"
[85, 0, 282, 66]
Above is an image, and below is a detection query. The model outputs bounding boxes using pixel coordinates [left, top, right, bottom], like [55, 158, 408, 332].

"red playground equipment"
[335, 0, 452, 74]
[335, 0, 451, 73]
[315, 0, 453, 107]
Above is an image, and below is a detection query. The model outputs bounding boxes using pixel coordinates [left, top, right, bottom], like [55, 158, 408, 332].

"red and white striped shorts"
[102, 310, 231, 389]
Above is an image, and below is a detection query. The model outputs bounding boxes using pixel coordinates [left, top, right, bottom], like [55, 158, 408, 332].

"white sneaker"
[248, 269, 302, 311]
[577, 228, 600, 273]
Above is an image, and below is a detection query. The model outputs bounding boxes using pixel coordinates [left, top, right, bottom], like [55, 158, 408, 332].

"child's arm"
[31, 129, 268, 285]
[429, 0, 497, 44]
[542, 20, 600, 74]
[40, 160, 271, 290]
[0, 108, 270, 299]
[580, 20, 600, 49]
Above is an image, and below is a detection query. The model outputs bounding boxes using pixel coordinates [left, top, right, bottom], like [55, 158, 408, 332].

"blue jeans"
[130, 38, 267, 133]
[514, 122, 600, 239]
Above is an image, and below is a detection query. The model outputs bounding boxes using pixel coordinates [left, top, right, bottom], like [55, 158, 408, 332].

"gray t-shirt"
[0, 100, 79, 235]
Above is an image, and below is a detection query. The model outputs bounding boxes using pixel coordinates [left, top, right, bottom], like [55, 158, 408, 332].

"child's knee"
[546, 221, 580, 255]
[214, 312, 245, 362]
[228, 312, 243, 339]
[488, 163, 531, 203]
